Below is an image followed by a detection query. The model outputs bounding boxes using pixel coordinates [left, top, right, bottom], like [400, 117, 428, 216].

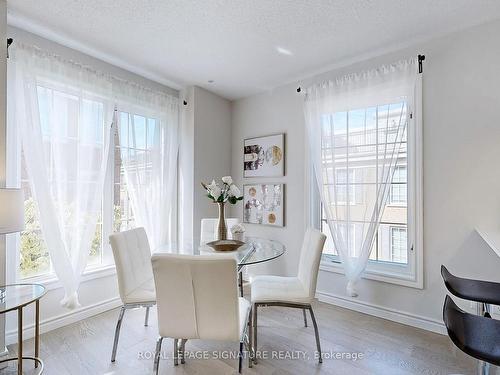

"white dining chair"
[250, 228, 326, 364]
[109, 227, 156, 362]
[200, 218, 240, 245]
[151, 253, 253, 374]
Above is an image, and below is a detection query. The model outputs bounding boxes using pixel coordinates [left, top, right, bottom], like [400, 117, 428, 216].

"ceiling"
[7, 0, 500, 100]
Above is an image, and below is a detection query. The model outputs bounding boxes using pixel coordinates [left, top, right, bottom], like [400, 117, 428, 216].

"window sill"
[19, 265, 117, 292]
[319, 259, 423, 289]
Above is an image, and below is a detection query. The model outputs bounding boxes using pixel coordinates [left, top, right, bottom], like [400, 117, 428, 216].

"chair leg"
[238, 341, 243, 374]
[239, 271, 244, 297]
[248, 307, 253, 368]
[308, 306, 322, 364]
[302, 309, 308, 327]
[252, 304, 258, 364]
[144, 306, 150, 327]
[111, 306, 126, 362]
[153, 336, 163, 375]
[173, 339, 179, 366]
[478, 360, 490, 375]
[179, 339, 187, 364]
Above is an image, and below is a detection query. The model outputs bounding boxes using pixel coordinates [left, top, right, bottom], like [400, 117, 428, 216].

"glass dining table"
[156, 237, 285, 296]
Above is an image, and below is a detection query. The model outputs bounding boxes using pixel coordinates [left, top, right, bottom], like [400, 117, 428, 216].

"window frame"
[311, 76, 423, 289]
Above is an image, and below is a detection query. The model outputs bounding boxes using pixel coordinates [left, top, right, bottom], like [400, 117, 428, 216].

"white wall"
[190, 86, 232, 247]
[230, 19, 500, 329]
[4, 26, 178, 344]
[230, 87, 303, 278]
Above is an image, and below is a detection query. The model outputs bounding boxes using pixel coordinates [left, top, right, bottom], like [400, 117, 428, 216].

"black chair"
[441, 265, 500, 373]
[443, 295, 500, 367]
[441, 265, 500, 317]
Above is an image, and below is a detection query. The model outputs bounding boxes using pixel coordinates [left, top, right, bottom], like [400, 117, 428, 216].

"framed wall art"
[243, 183, 284, 226]
[243, 133, 285, 177]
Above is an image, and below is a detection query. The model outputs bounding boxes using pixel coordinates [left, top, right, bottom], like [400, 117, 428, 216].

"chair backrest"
[297, 228, 327, 298]
[151, 253, 240, 341]
[443, 295, 500, 366]
[200, 218, 240, 245]
[109, 227, 153, 304]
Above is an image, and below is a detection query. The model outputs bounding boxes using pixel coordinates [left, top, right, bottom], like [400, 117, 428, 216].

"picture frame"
[243, 133, 285, 177]
[243, 183, 285, 227]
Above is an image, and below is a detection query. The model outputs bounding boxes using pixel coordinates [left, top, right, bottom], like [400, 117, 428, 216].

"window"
[390, 165, 407, 205]
[335, 168, 357, 205]
[19, 154, 50, 278]
[113, 113, 135, 233]
[113, 111, 158, 232]
[314, 96, 422, 288]
[13, 86, 159, 280]
[18, 84, 107, 278]
[390, 227, 408, 264]
[320, 102, 409, 261]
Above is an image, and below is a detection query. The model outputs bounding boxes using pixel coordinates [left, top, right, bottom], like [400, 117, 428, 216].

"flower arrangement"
[201, 176, 243, 204]
[201, 176, 243, 241]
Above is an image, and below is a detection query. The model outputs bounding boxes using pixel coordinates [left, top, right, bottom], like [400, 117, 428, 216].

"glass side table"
[0, 283, 46, 374]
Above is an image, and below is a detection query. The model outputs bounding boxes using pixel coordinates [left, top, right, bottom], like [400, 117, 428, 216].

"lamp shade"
[0, 188, 25, 234]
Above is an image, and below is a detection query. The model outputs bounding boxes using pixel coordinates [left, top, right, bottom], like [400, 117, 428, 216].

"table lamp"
[0, 188, 25, 301]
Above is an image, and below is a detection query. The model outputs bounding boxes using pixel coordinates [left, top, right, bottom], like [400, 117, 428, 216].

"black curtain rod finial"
[418, 54, 425, 74]
[6, 37, 13, 59]
[183, 100, 188, 106]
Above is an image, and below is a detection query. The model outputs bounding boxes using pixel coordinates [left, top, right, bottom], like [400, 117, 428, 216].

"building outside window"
[390, 226, 408, 264]
[390, 165, 407, 205]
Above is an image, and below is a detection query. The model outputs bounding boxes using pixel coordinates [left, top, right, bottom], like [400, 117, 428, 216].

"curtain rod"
[8, 36, 188, 106]
[296, 54, 426, 93]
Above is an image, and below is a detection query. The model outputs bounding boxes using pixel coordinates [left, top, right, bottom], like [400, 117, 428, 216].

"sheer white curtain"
[115, 83, 179, 251]
[304, 59, 418, 296]
[9, 43, 114, 308]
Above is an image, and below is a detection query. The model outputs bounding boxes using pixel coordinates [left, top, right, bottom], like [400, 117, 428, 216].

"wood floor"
[3, 300, 498, 375]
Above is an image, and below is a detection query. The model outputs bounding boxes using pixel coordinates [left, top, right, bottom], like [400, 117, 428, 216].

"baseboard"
[316, 290, 447, 335]
[5, 297, 122, 346]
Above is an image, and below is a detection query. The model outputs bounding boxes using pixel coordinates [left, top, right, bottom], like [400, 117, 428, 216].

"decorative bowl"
[206, 240, 245, 252]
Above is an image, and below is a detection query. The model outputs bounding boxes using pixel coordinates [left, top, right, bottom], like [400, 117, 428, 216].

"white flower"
[229, 184, 241, 197]
[222, 176, 233, 185]
[207, 180, 222, 200]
